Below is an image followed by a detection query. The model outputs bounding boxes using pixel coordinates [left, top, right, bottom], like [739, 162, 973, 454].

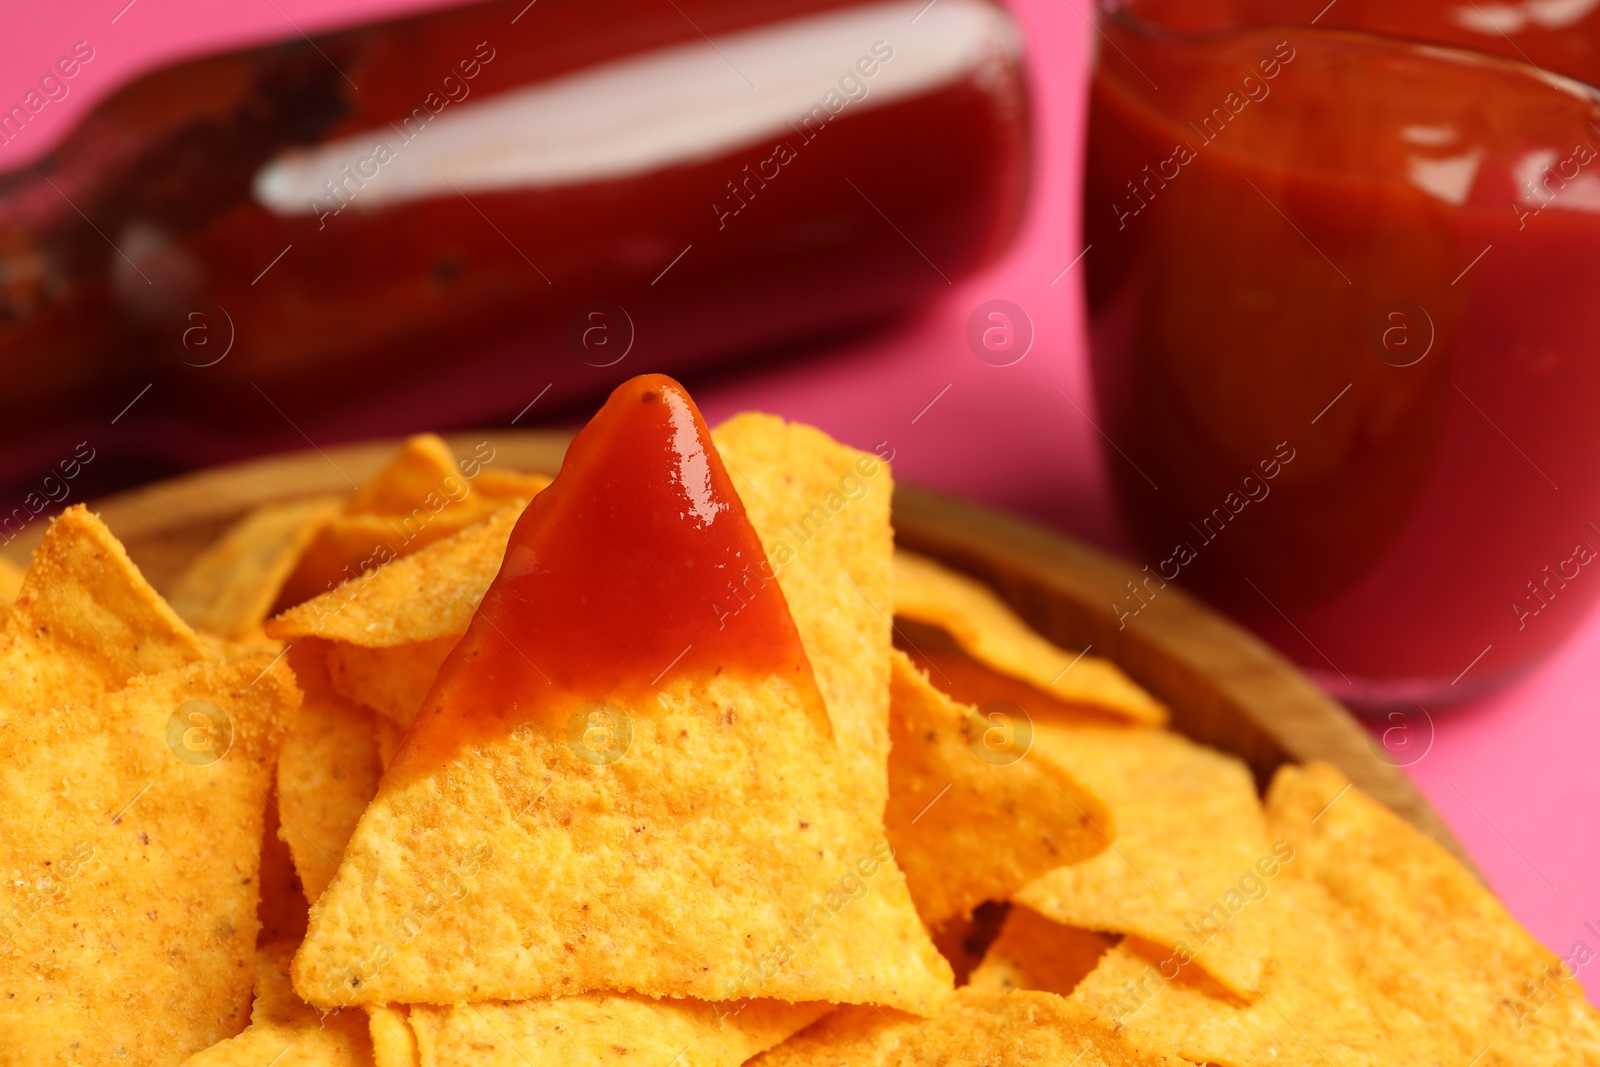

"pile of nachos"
[0, 374, 1595, 1067]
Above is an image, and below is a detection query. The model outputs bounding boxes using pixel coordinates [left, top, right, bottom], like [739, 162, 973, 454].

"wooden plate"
[1, 429, 1471, 867]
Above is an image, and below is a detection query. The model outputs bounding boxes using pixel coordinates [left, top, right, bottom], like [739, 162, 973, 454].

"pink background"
[7, 0, 1596, 1002]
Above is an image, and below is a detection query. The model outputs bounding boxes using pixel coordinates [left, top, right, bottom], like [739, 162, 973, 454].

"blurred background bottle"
[0, 0, 1029, 500]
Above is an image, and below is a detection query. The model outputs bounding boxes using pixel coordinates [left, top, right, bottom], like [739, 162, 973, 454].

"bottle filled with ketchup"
[1084, 0, 1600, 706]
[0, 0, 1028, 500]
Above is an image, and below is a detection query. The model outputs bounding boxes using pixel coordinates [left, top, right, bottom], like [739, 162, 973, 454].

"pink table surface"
[9, 0, 1597, 1004]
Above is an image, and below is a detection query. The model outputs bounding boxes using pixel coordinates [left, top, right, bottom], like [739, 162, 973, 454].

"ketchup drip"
[390, 374, 822, 776]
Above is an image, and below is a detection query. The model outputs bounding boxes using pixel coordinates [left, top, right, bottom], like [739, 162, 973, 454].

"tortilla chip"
[294, 667, 946, 1010]
[276, 434, 548, 610]
[328, 638, 458, 730]
[181, 943, 375, 1066]
[0, 655, 297, 1065]
[294, 414, 949, 1012]
[472, 467, 557, 501]
[278, 647, 385, 903]
[1014, 722, 1272, 998]
[713, 413, 897, 815]
[407, 995, 827, 1067]
[885, 650, 1109, 926]
[0, 505, 209, 718]
[268, 503, 523, 649]
[896, 623, 1130, 728]
[0, 556, 22, 604]
[374, 713, 406, 773]
[168, 496, 341, 641]
[258, 789, 311, 945]
[1069, 764, 1600, 1066]
[751, 986, 1187, 1066]
[347, 435, 465, 515]
[892, 550, 1167, 726]
[967, 904, 1115, 996]
[368, 1005, 419, 1067]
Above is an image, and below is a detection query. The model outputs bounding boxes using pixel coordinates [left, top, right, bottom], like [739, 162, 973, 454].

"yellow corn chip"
[885, 650, 1110, 926]
[713, 414, 897, 814]
[407, 995, 828, 1067]
[168, 496, 342, 641]
[346, 435, 464, 515]
[896, 622, 1130, 728]
[181, 943, 374, 1066]
[0, 505, 208, 718]
[967, 905, 1115, 997]
[276, 433, 548, 610]
[751, 986, 1187, 1066]
[373, 713, 405, 773]
[0, 553, 23, 616]
[1069, 764, 1600, 1066]
[1014, 722, 1273, 998]
[368, 1005, 419, 1067]
[294, 667, 946, 1010]
[892, 550, 1167, 726]
[268, 503, 522, 648]
[0, 655, 297, 1065]
[471, 467, 556, 502]
[278, 647, 385, 903]
[328, 638, 457, 729]
[258, 789, 311, 945]
[293, 417, 951, 1012]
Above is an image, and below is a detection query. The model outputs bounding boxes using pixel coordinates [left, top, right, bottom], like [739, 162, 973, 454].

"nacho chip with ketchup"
[892, 550, 1167, 726]
[884, 649, 1109, 927]
[293, 376, 950, 1012]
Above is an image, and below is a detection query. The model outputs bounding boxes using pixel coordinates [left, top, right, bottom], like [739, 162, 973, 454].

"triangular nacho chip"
[276, 434, 549, 610]
[712, 413, 897, 815]
[168, 496, 342, 642]
[0, 505, 208, 718]
[885, 650, 1109, 926]
[268, 503, 520, 648]
[1014, 722, 1273, 998]
[750, 987, 1187, 1067]
[1070, 764, 1600, 1066]
[893, 550, 1167, 726]
[327, 639, 457, 729]
[181, 943, 374, 1066]
[277, 647, 384, 903]
[0, 554, 23, 617]
[346, 435, 467, 516]
[967, 905, 1115, 997]
[0, 655, 296, 1065]
[295, 377, 949, 1012]
[405, 995, 827, 1067]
